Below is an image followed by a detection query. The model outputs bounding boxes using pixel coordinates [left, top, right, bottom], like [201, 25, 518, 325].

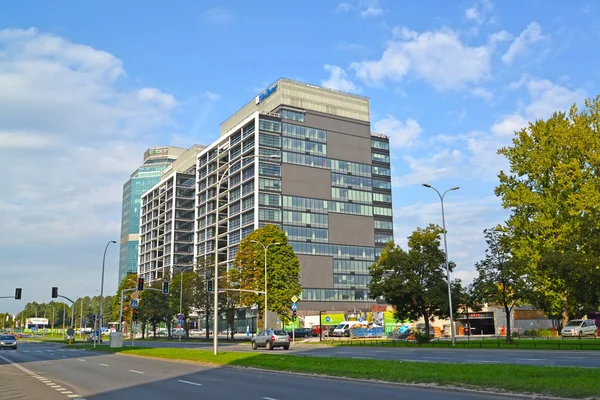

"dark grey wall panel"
[282, 164, 332, 199]
[328, 213, 375, 246]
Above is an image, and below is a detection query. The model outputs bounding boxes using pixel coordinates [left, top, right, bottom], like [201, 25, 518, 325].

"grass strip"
[73, 345, 599, 398]
[323, 338, 600, 351]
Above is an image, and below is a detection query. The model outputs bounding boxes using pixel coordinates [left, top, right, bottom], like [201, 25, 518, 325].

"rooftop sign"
[149, 147, 168, 155]
[255, 84, 278, 105]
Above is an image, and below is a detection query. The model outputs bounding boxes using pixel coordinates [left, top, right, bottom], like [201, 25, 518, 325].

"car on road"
[0, 334, 17, 350]
[288, 327, 312, 338]
[561, 319, 598, 338]
[251, 329, 290, 350]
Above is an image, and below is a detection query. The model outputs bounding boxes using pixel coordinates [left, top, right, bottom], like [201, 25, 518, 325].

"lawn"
[72, 344, 600, 398]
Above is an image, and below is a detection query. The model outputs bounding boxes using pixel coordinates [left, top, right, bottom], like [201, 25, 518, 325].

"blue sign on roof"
[256, 84, 278, 104]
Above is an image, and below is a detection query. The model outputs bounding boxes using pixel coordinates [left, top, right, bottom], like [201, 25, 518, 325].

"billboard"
[26, 318, 49, 327]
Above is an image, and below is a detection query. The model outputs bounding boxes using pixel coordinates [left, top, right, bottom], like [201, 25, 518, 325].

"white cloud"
[321, 64, 360, 93]
[0, 28, 183, 309]
[490, 114, 528, 136]
[351, 27, 491, 90]
[393, 149, 464, 187]
[335, 0, 383, 17]
[471, 87, 493, 101]
[336, 2, 352, 12]
[203, 91, 221, 101]
[201, 7, 235, 24]
[373, 116, 423, 149]
[488, 30, 512, 49]
[502, 22, 546, 65]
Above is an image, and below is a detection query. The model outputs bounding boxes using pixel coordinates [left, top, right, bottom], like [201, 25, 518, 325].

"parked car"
[561, 319, 598, 338]
[288, 328, 311, 338]
[251, 329, 290, 350]
[86, 333, 102, 343]
[0, 334, 17, 350]
[311, 324, 334, 337]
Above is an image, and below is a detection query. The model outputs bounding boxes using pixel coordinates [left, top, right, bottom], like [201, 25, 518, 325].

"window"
[372, 152, 390, 164]
[330, 159, 371, 177]
[281, 110, 305, 122]
[230, 145, 241, 160]
[229, 216, 240, 230]
[282, 137, 327, 156]
[241, 211, 254, 226]
[229, 187, 240, 202]
[229, 230, 241, 245]
[242, 138, 254, 153]
[229, 202, 241, 216]
[331, 187, 372, 204]
[259, 119, 281, 133]
[282, 195, 373, 217]
[242, 225, 254, 239]
[259, 163, 281, 177]
[242, 122, 255, 138]
[372, 166, 391, 176]
[230, 132, 242, 146]
[290, 242, 375, 260]
[283, 226, 328, 242]
[373, 192, 392, 203]
[331, 202, 373, 216]
[301, 289, 371, 302]
[282, 123, 326, 142]
[242, 166, 254, 181]
[242, 181, 254, 196]
[375, 233, 394, 244]
[333, 274, 371, 287]
[229, 173, 241, 187]
[333, 259, 373, 275]
[242, 196, 254, 211]
[371, 139, 390, 150]
[372, 179, 391, 190]
[259, 133, 281, 148]
[283, 211, 328, 227]
[259, 193, 281, 207]
[259, 147, 281, 158]
[374, 220, 393, 230]
[259, 178, 281, 191]
[259, 208, 281, 222]
[373, 206, 393, 216]
[283, 152, 329, 169]
[331, 173, 372, 189]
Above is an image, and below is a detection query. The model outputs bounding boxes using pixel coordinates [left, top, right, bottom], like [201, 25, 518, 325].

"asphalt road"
[121, 339, 600, 368]
[0, 341, 509, 400]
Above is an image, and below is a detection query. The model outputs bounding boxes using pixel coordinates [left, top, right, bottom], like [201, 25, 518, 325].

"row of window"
[374, 219, 393, 230]
[371, 139, 390, 150]
[282, 151, 376, 177]
[373, 192, 392, 203]
[333, 274, 371, 286]
[259, 193, 281, 207]
[331, 173, 372, 189]
[301, 289, 371, 302]
[283, 137, 327, 156]
[372, 152, 390, 164]
[333, 259, 374, 275]
[283, 210, 328, 227]
[290, 242, 375, 260]
[260, 177, 281, 191]
[331, 187, 372, 204]
[282, 122, 326, 143]
[259, 162, 281, 177]
[373, 206, 393, 217]
[259, 119, 281, 133]
[375, 233, 394, 244]
[283, 225, 328, 242]
[280, 109, 305, 122]
[282, 195, 373, 217]
[372, 165, 391, 176]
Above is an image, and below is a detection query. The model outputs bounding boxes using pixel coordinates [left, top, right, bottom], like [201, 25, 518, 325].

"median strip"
[73, 345, 599, 398]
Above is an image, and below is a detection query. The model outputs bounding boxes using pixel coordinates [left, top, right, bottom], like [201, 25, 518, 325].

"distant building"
[118, 146, 188, 284]
[138, 145, 206, 281]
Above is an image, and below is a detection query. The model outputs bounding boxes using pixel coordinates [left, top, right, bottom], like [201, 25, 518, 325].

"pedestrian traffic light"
[207, 279, 213, 293]
[292, 310, 297, 322]
[162, 281, 169, 294]
[14, 288, 22, 300]
[51, 287, 58, 298]
[132, 308, 138, 322]
[137, 277, 144, 291]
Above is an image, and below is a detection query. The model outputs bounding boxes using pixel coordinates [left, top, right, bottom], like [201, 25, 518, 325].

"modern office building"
[118, 146, 188, 284]
[138, 145, 206, 282]
[195, 78, 393, 314]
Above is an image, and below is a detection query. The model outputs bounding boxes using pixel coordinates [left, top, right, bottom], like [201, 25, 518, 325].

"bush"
[512, 331, 519, 338]
[414, 332, 432, 344]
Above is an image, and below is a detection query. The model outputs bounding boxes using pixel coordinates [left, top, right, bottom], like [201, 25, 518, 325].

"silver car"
[561, 319, 598, 338]
[251, 329, 290, 350]
[0, 334, 17, 350]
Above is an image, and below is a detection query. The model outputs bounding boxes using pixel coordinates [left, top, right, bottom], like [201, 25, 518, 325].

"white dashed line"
[263, 397, 279, 400]
[77, 358, 86, 362]
[129, 369, 144, 374]
[99, 363, 109, 367]
[177, 379, 202, 386]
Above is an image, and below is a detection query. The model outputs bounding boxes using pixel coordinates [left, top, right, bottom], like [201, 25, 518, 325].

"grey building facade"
[195, 78, 393, 314]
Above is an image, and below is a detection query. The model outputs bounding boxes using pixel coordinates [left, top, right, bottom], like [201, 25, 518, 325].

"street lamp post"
[99, 240, 116, 339]
[174, 266, 194, 341]
[213, 154, 280, 355]
[422, 183, 460, 346]
[250, 240, 281, 330]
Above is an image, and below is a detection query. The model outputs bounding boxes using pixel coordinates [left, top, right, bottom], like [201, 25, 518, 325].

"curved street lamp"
[422, 183, 459, 345]
[99, 240, 117, 335]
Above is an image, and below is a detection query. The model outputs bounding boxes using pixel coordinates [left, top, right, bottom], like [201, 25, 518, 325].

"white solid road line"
[177, 380, 202, 386]
[351, 356, 374, 359]
[77, 359, 86, 362]
[99, 363, 109, 367]
[263, 397, 279, 400]
[129, 369, 144, 374]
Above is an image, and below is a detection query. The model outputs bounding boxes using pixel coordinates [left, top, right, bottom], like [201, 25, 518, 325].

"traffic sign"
[130, 299, 138, 309]
[291, 295, 298, 303]
[325, 316, 331, 323]
[291, 302, 298, 311]
[131, 291, 139, 300]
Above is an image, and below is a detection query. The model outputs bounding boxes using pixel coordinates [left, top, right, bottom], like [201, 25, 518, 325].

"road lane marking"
[99, 363, 109, 367]
[129, 369, 144, 374]
[67, 395, 81, 398]
[351, 356, 374, 359]
[263, 397, 279, 400]
[517, 358, 546, 361]
[77, 359, 86, 362]
[177, 380, 202, 386]
[62, 391, 73, 394]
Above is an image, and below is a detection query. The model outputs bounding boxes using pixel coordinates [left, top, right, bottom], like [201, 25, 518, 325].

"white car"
[561, 319, 598, 338]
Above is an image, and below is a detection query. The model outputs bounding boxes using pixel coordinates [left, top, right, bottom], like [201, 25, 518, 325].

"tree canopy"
[229, 224, 301, 327]
[495, 96, 600, 321]
[368, 224, 460, 339]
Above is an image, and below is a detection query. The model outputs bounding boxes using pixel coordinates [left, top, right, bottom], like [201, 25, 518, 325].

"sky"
[1, 0, 598, 314]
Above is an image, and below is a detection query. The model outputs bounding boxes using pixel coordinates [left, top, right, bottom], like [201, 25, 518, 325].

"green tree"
[230, 225, 301, 328]
[472, 228, 532, 342]
[137, 280, 170, 338]
[495, 96, 600, 323]
[111, 273, 138, 328]
[368, 225, 459, 341]
[169, 270, 204, 337]
[456, 283, 483, 338]
[195, 257, 216, 339]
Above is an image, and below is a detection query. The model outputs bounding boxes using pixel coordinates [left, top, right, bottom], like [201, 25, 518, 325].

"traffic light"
[132, 308, 138, 322]
[14, 288, 22, 300]
[292, 310, 297, 322]
[137, 277, 144, 291]
[207, 279, 213, 293]
[51, 287, 58, 298]
[162, 281, 169, 294]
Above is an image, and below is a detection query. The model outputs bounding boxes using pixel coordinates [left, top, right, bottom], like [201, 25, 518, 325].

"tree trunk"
[504, 304, 512, 343]
[167, 321, 172, 339]
[562, 291, 569, 327]
[141, 322, 146, 339]
[152, 322, 157, 339]
[205, 309, 210, 340]
[423, 310, 431, 341]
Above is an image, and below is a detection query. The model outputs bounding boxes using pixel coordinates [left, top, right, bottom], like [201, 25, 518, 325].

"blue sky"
[1, 0, 598, 314]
